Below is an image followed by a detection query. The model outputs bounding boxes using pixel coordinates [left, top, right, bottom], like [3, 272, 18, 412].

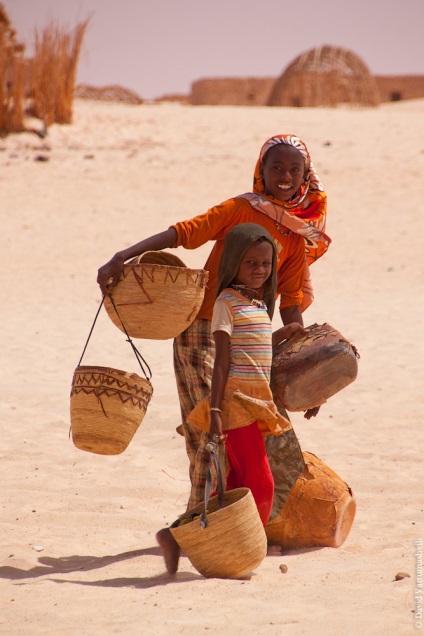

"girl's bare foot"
[156, 527, 181, 574]
[267, 544, 283, 556]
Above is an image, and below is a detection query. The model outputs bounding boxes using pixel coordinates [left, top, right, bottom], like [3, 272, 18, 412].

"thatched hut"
[267, 45, 380, 107]
[74, 84, 143, 104]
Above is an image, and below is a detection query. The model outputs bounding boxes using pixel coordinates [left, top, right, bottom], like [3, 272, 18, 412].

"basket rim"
[73, 365, 152, 379]
[123, 261, 208, 275]
[135, 250, 187, 268]
[171, 487, 252, 533]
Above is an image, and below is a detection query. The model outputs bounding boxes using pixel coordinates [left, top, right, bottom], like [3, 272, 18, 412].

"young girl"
[187, 223, 308, 526]
[156, 224, 308, 574]
[97, 134, 330, 513]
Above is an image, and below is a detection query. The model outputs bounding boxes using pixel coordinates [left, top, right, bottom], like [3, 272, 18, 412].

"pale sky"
[5, 0, 424, 100]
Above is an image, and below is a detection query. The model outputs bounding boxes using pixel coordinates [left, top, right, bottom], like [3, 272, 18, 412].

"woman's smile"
[261, 144, 305, 202]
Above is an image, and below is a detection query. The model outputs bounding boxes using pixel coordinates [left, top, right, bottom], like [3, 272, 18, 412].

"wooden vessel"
[266, 451, 356, 548]
[271, 322, 359, 411]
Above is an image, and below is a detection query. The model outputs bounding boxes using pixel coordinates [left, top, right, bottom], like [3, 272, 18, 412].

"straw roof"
[75, 84, 143, 104]
[267, 45, 379, 107]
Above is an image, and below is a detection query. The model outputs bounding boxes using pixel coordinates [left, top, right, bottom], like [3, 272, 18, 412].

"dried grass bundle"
[31, 18, 89, 126]
[0, 4, 25, 133]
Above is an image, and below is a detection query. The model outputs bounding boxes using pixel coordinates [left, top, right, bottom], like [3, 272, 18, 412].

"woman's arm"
[280, 304, 303, 326]
[209, 330, 230, 439]
[97, 227, 177, 295]
[97, 199, 241, 296]
[273, 317, 321, 420]
[272, 322, 309, 348]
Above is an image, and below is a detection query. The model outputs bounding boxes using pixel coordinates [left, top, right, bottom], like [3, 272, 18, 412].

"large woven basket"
[104, 251, 209, 340]
[70, 365, 153, 455]
[266, 451, 356, 549]
[171, 487, 267, 579]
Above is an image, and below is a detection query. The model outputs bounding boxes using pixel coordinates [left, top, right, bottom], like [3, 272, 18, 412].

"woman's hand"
[96, 228, 179, 296]
[303, 406, 320, 419]
[272, 322, 309, 347]
[97, 253, 125, 296]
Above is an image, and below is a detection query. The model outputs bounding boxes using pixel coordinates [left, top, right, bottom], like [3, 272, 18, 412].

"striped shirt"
[212, 289, 272, 382]
[187, 288, 291, 435]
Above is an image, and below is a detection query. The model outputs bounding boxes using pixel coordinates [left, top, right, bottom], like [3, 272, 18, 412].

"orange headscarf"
[238, 134, 331, 311]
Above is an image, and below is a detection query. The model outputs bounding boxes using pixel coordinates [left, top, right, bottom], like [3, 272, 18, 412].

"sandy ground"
[0, 98, 423, 636]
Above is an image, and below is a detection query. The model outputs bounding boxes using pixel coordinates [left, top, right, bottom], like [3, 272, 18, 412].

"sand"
[0, 98, 423, 635]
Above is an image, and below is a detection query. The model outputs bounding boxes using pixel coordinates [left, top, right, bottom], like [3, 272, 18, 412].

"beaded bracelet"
[210, 407, 222, 413]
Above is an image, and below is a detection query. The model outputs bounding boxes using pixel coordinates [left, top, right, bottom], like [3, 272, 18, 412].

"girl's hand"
[209, 412, 225, 440]
[272, 322, 309, 347]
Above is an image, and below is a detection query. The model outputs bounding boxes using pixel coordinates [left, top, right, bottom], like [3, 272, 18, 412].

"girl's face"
[234, 240, 273, 290]
[261, 144, 306, 201]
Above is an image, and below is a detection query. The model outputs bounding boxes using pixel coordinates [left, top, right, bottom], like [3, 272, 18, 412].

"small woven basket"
[171, 487, 267, 579]
[70, 365, 153, 455]
[104, 251, 209, 340]
[266, 451, 356, 548]
[70, 297, 153, 455]
[171, 440, 267, 579]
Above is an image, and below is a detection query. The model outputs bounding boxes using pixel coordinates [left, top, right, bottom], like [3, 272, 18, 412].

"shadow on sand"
[0, 544, 322, 588]
[0, 545, 202, 586]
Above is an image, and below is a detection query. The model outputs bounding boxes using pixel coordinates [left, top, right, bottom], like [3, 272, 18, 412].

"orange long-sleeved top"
[171, 197, 305, 320]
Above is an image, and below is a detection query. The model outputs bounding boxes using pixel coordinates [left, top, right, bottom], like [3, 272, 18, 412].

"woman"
[97, 134, 330, 512]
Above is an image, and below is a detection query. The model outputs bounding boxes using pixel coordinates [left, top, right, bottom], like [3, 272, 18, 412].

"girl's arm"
[97, 228, 178, 295]
[209, 330, 230, 439]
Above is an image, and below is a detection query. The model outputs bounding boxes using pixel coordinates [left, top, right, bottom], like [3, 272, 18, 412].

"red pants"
[225, 422, 274, 526]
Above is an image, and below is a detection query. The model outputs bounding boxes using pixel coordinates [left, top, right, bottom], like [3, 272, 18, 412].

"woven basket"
[70, 365, 153, 455]
[104, 251, 209, 340]
[171, 487, 267, 579]
[266, 451, 356, 548]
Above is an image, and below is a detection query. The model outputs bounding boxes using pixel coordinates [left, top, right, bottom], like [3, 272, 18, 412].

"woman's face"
[234, 240, 273, 290]
[261, 144, 306, 201]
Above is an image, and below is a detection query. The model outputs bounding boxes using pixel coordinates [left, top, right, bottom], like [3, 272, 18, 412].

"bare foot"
[156, 527, 181, 574]
[267, 544, 283, 556]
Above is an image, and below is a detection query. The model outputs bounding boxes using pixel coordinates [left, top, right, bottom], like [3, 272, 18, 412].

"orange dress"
[171, 197, 306, 320]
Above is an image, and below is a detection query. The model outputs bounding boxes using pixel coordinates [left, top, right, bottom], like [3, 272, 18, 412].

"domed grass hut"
[267, 45, 379, 107]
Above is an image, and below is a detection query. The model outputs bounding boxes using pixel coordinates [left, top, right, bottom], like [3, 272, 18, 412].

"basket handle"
[77, 296, 152, 381]
[200, 436, 225, 529]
